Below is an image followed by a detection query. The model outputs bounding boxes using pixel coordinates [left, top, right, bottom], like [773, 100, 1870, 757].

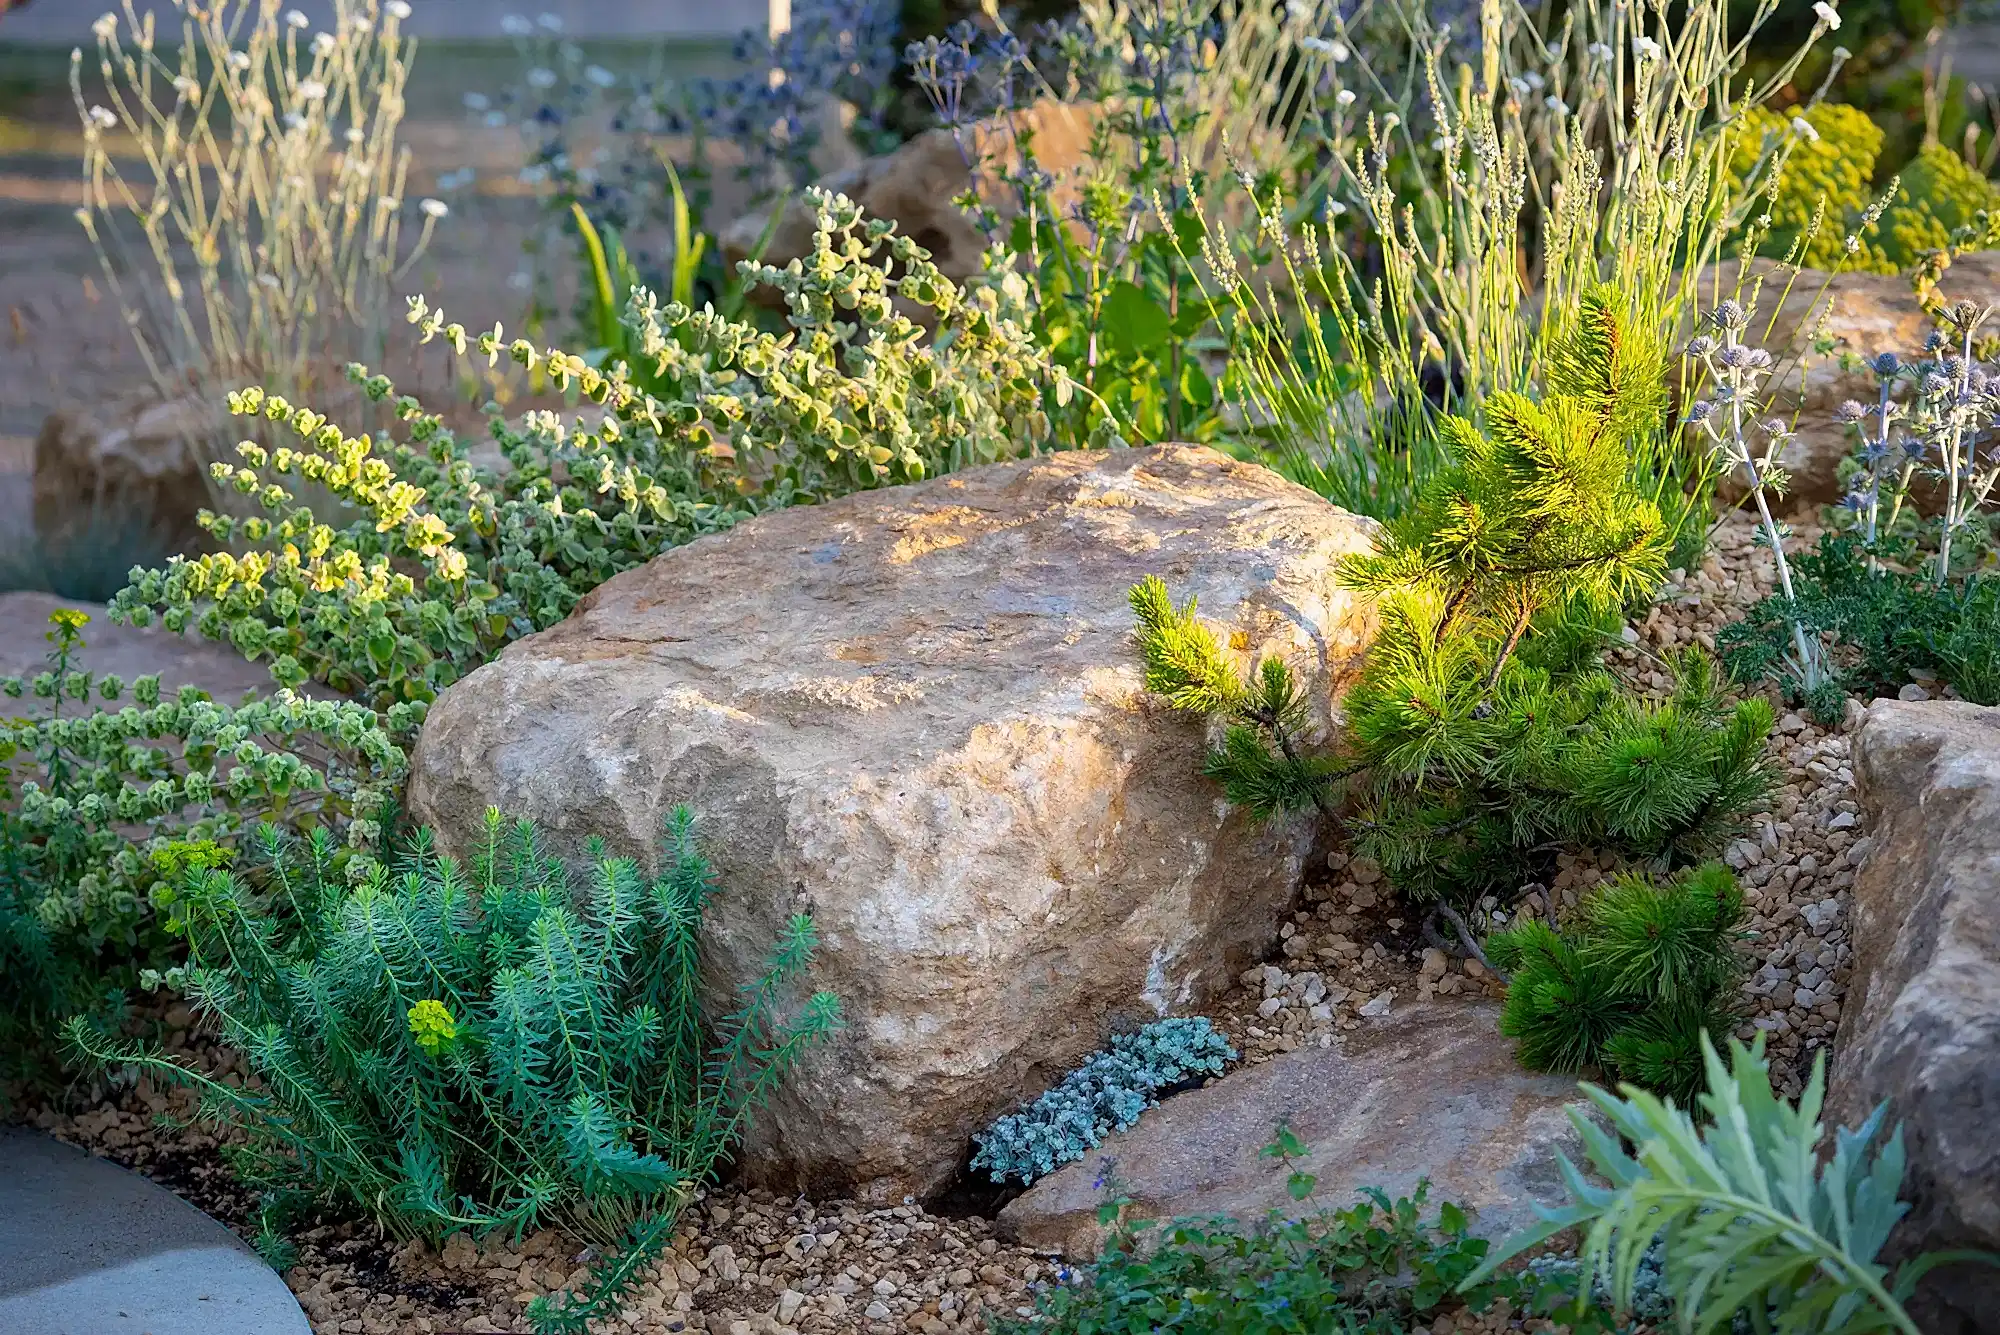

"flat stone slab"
[0, 1128, 310, 1335]
[998, 1000, 1590, 1257]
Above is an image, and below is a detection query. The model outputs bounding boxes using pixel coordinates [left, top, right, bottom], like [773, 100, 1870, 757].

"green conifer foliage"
[67, 808, 839, 1250]
[1130, 290, 1776, 906]
[1487, 864, 1746, 1106]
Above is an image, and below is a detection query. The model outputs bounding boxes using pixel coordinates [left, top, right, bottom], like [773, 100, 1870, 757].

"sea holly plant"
[1683, 299, 1834, 709]
[1132, 290, 1776, 918]
[1463, 1034, 2000, 1334]
[110, 189, 1120, 718]
[1720, 302, 2000, 715]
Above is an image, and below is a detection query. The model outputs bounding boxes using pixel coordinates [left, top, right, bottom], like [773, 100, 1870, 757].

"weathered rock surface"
[0, 591, 278, 712]
[1832, 700, 2000, 1334]
[1698, 253, 2000, 505]
[722, 100, 1102, 284]
[32, 394, 224, 559]
[998, 1000, 1587, 1257]
[405, 444, 1379, 1202]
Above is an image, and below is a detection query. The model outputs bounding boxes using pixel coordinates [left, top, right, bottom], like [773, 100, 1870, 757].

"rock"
[1832, 700, 2000, 1333]
[1695, 254, 2000, 505]
[405, 444, 1379, 1202]
[721, 100, 1104, 285]
[997, 1002, 1589, 1257]
[32, 395, 226, 562]
[0, 1127, 311, 1334]
[0, 591, 279, 711]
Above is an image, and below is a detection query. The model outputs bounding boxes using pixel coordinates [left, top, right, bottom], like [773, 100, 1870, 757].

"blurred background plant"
[69, 0, 454, 519]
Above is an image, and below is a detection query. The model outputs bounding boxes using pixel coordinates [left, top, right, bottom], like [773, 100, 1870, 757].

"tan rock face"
[32, 395, 224, 560]
[721, 100, 1104, 284]
[1697, 253, 2000, 506]
[1833, 700, 2000, 1334]
[996, 1000, 1588, 1258]
[404, 444, 1379, 1202]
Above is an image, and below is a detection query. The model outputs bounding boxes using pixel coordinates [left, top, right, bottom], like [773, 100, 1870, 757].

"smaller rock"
[1898, 682, 1933, 702]
[865, 1300, 893, 1321]
[1357, 991, 1394, 1018]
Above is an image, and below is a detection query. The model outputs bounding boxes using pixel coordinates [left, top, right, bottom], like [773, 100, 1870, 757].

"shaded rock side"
[32, 394, 225, 560]
[722, 100, 1103, 284]
[1698, 253, 2000, 505]
[997, 1000, 1587, 1258]
[405, 444, 1379, 1202]
[1832, 699, 2000, 1334]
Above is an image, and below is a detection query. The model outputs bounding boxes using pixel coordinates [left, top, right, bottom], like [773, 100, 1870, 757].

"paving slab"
[0, 1127, 311, 1335]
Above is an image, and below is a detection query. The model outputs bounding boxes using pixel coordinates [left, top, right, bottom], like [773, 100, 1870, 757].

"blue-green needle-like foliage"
[67, 806, 840, 1249]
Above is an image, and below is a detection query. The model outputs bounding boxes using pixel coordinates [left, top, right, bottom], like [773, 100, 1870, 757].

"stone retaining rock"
[997, 1000, 1587, 1258]
[405, 443, 1379, 1202]
[1833, 699, 2000, 1334]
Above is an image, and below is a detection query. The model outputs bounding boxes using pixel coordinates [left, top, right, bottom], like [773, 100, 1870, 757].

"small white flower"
[463, 91, 491, 110]
[297, 79, 328, 101]
[258, 273, 281, 289]
[584, 64, 616, 87]
[387, 0, 413, 17]
[312, 32, 336, 57]
[286, 9, 311, 28]
[1635, 35, 1662, 60]
[283, 111, 306, 129]
[1509, 76, 1530, 96]
[526, 66, 557, 89]
[345, 126, 365, 144]
[92, 13, 117, 40]
[86, 105, 117, 129]
[500, 14, 533, 35]
[377, 195, 401, 212]
[1301, 35, 1336, 55]
[1325, 199, 1347, 215]
[1335, 88, 1356, 106]
[1813, 1, 1840, 29]
[1833, 45, 1852, 60]
[536, 12, 563, 30]
[1545, 95, 1570, 115]
[1791, 115, 1820, 142]
[350, 16, 373, 32]
[227, 50, 252, 71]
[1382, 111, 1401, 129]
[420, 197, 449, 218]
[1588, 41, 1613, 61]
[1329, 39, 1350, 62]
[173, 75, 199, 98]
[1523, 71, 1545, 91]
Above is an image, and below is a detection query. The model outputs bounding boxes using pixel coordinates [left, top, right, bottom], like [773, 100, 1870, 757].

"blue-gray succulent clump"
[970, 1017, 1235, 1186]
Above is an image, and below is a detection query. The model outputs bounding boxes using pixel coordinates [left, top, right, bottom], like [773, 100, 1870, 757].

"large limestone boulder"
[721, 100, 1104, 284]
[998, 1000, 1588, 1258]
[405, 444, 1379, 1201]
[1832, 699, 2000, 1333]
[1697, 253, 2000, 506]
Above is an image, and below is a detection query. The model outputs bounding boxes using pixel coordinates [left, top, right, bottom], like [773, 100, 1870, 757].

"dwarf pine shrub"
[110, 189, 1112, 716]
[70, 806, 838, 1254]
[1486, 863, 1746, 1106]
[971, 1017, 1234, 1185]
[1131, 290, 1777, 906]
[1, 608, 403, 1081]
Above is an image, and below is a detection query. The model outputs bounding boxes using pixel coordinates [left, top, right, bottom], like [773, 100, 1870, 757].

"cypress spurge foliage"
[1131, 289, 1776, 904]
[1487, 863, 1746, 1106]
[68, 808, 839, 1251]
